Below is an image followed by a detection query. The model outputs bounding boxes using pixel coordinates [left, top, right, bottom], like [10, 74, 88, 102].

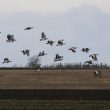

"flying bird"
[81, 48, 90, 53]
[21, 49, 30, 56]
[46, 40, 55, 46]
[84, 60, 93, 65]
[89, 54, 99, 61]
[40, 32, 48, 41]
[24, 27, 34, 30]
[56, 39, 65, 46]
[38, 51, 47, 57]
[6, 34, 16, 42]
[2, 58, 12, 63]
[54, 54, 63, 62]
[68, 47, 77, 53]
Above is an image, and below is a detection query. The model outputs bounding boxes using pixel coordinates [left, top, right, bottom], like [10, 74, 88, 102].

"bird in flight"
[21, 49, 30, 56]
[6, 34, 16, 42]
[81, 48, 90, 53]
[46, 40, 55, 46]
[68, 47, 77, 53]
[56, 39, 65, 46]
[24, 27, 34, 30]
[84, 60, 93, 65]
[54, 54, 63, 62]
[89, 54, 99, 61]
[2, 58, 12, 63]
[38, 51, 47, 57]
[40, 32, 48, 41]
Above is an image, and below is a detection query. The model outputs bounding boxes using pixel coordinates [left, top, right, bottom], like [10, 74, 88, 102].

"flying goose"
[68, 47, 77, 53]
[2, 58, 12, 63]
[89, 54, 98, 61]
[6, 34, 16, 42]
[81, 48, 90, 53]
[46, 40, 55, 46]
[40, 32, 48, 41]
[84, 60, 93, 65]
[38, 51, 47, 57]
[56, 39, 65, 46]
[54, 54, 63, 62]
[21, 49, 30, 56]
[24, 27, 34, 30]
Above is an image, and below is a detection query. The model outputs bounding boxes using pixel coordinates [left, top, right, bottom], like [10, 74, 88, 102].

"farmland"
[0, 69, 110, 89]
[0, 69, 110, 109]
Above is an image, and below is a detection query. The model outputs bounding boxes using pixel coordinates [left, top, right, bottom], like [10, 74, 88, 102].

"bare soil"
[0, 69, 110, 89]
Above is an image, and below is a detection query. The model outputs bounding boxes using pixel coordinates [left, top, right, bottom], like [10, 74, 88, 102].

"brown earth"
[0, 69, 110, 89]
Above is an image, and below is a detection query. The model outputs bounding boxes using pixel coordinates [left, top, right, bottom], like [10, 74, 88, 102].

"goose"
[6, 34, 16, 42]
[68, 47, 77, 53]
[2, 58, 12, 63]
[56, 39, 65, 46]
[24, 27, 34, 30]
[93, 70, 102, 77]
[38, 51, 47, 56]
[81, 48, 90, 53]
[54, 54, 63, 62]
[46, 40, 55, 46]
[89, 54, 98, 61]
[84, 60, 93, 65]
[21, 49, 30, 56]
[40, 32, 48, 41]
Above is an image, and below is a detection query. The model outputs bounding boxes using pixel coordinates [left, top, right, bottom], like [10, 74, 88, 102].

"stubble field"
[0, 69, 110, 110]
[0, 69, 110, 89]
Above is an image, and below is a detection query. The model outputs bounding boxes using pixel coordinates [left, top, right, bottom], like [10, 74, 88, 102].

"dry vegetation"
[0, 69, 110, 89]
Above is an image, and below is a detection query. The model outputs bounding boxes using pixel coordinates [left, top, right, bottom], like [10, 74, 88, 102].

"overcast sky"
[0, 0, 110, 14]
[0, 0, 110, 67]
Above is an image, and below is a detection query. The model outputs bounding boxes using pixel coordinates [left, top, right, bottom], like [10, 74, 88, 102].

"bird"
[21, 49, 30, 56]
[2, 58, 12, 63]
[6, 34, 16, 42]
[84, 60, 93, 65]
[56, 39, 65, 46]
[81, 48, 90, 53]
[38, 51, 47, 57]
[89, 54, 99, 61]
[68, 47, 77, 53]
[40, 32, 48, 41]
[46, 40, 55, 46]
[93, 70, 102, 77]
[24, 27, 34, 30]
[54, 54, 63, 62]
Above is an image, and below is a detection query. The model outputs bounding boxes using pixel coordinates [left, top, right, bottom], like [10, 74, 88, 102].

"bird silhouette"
[68, 47, 77, 53]
[40, 32, 48, 41]
[89, 54, 99, 61]
[38, 51, 47, 57]
[56, 39, 65, 46]
[81, 48, 90, 53]
[54, 54, 63, 62]
[24, 27, 34, 30]
[6, 34, 16, 42]
[46, 40, 55, 46]
[2, 58, 12, 63]
[21, 49, 30, 56]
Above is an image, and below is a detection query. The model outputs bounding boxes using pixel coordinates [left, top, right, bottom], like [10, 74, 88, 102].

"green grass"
[0, 100, 110, 110]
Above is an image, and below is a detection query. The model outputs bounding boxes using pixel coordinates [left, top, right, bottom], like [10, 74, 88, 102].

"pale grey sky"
[0, 0, 110, 14]
[0, 1, 110, 67]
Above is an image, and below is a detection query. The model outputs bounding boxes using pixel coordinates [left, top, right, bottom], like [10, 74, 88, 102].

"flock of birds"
[0, 26, 102, 76]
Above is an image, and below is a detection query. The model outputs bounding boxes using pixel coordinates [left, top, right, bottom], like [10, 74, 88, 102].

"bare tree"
[27, 55, 41, 69]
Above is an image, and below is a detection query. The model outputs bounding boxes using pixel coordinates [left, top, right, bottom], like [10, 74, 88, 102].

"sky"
[0, 0, 110, 14]
[0, 0, 110, 67]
